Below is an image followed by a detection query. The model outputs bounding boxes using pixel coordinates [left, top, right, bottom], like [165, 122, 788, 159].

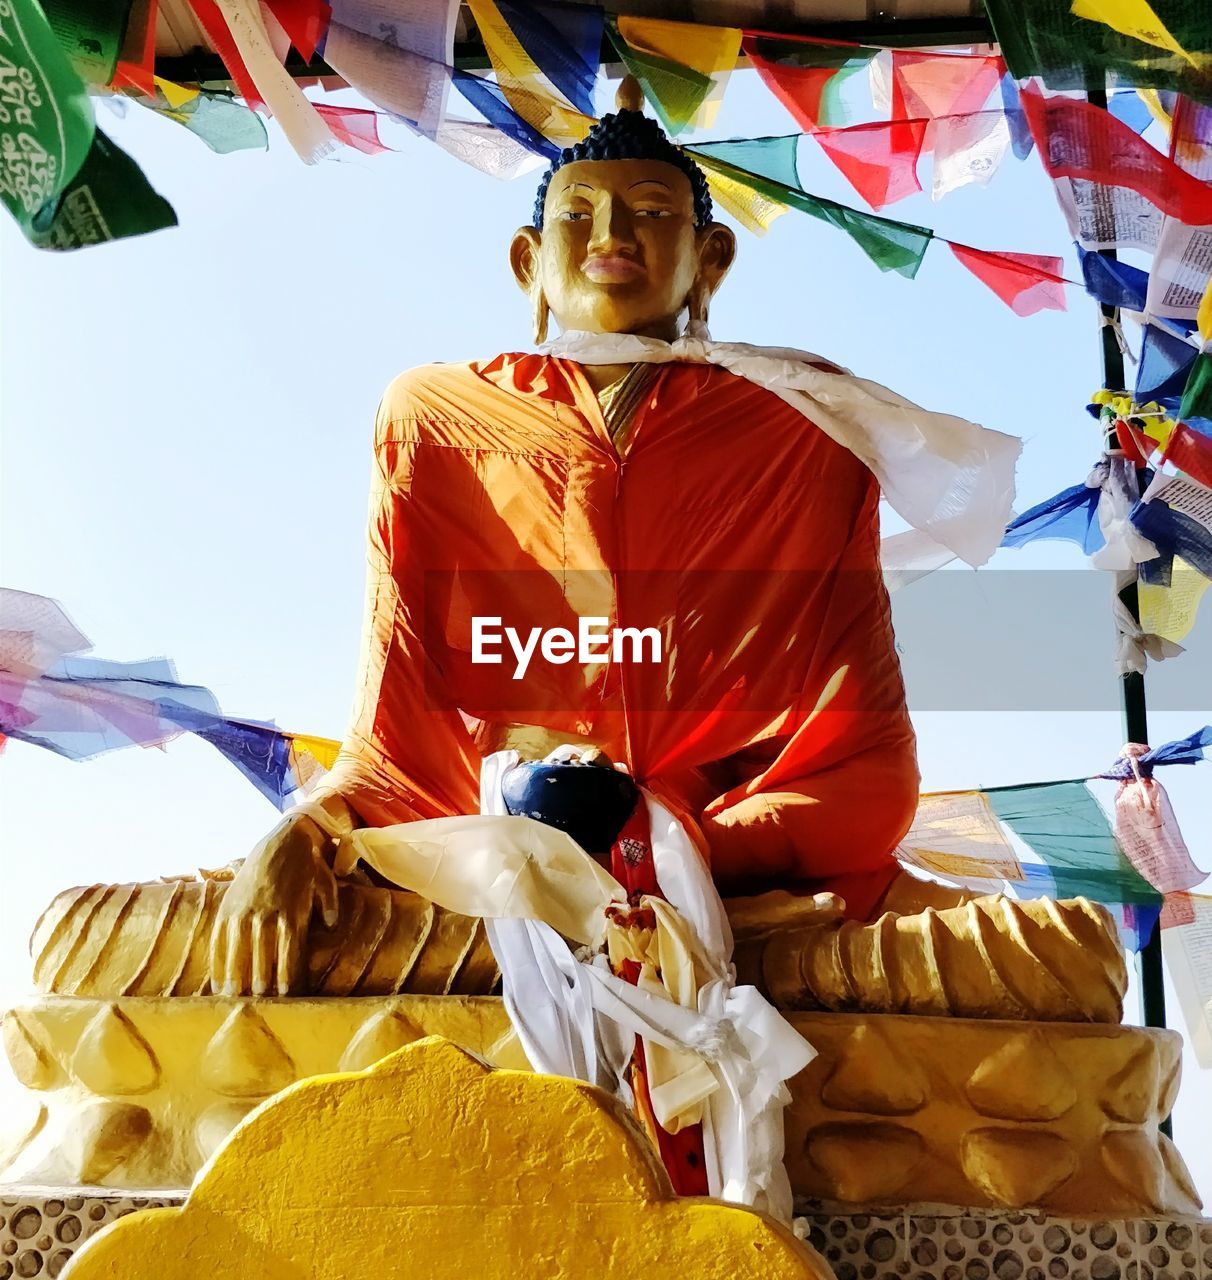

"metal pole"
[1086, 96, 1169, 1111]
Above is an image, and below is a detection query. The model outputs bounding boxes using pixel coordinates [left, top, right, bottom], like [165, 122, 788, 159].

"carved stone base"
[792, 1207, 1212, 1280]
[782, 1013, 1199, 1218]
[1, 1190, 1207, 1280]
[1, 998, 1200, 1217]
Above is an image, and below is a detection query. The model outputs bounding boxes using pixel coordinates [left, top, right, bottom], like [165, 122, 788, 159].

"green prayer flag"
[607, 21, 714, 136]
[685, 148, 934, 278]
[986, 781, 1161, 906]
[983, 0, 1212, 102]
[0, 0, 96, 239]
[1179, 352, 1212, 423]
[42, 0, 135, 86]
[27, 126, 176, 249]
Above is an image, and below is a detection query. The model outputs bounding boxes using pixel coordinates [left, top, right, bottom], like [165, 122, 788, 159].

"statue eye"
[636, 208, 672, 218]
[560, 209, 591, 222]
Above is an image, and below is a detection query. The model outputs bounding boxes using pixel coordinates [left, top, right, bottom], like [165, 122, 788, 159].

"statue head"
[510, 79, 736, 343]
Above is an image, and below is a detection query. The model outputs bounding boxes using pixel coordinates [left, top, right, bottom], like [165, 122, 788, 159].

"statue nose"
[588, 199, 637, 253]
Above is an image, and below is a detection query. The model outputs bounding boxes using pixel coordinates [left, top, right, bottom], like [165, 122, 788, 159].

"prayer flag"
[744, 37, 875, 131]
[1180, 351, 1212, 420]
[453, 71, 560, 159]
[427, 116, 546, 179]
[1199, 277, 1212, 343]
[1136, 323, 1199, 403]
[1139, 556, 1212, 643]
[948, 243, 1067, 316]
[41, 0, 134, 85]
[929, 110, 1012, 200]
[148, 86, 269, 154]
[1078, 247, 1149, 309]
[999, 74, 1034, 160]
[1070, 0, 1198, 65]
[186, 0, 267, 109]
[690, 136, 801, 192]
[1107, 88, 1155, 134]
[0, 0, 96, 244]
[313, 103, 389, 153]
[890, 51, 1003, 121]
[697, 159, 790, 235]
[985, 781, 1161, 906]
[494, 0, 600, 118]
[615, 16, 740, 131]
[813, 119, 928, 210]
[984, 0, 1212, 100]
[469, 0, 593, 147]
[112, 0, 158, 96]
[1131, 472, 1212, 577]
[264, 0, 331, 62]
[1001, 482, 1105, 552]
[1021, 85, 1212, 228]
[896, 790, 1024, 884]
[1113, 774, 1207, 893]
[1164, 420, 1212, 488]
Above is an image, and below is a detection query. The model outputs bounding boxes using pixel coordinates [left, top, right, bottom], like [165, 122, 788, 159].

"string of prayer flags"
[469, 0, 593, 148]
[812, 118, 929, 210]
[743, 37, 875, 132]
[608, 17, 740, 135]
[1078, 247, 1149, 310]
[983, 0, 1212, 100]
[1021, 85, 1212, 228]
[889, 51, 1003, 122]
[695, 158, 791, 235]
[947, 243, 1067, 316]
[683, 147, 934, 278]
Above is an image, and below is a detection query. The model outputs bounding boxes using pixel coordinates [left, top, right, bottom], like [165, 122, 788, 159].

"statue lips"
[583, 254, 646, 284]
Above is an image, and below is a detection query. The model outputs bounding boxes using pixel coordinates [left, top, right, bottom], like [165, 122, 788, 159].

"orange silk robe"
[320, 353, 919, 917]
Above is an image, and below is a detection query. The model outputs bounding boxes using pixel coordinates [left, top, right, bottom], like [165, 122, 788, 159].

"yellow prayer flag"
[695, 155, 789, 235]
[1071, 0, 1199, 66]
[615, 16, 741, 128]
[289, 733, 342, 770]
[896, 790, 1024, 883]
[1197, 276, 1212, 346]
[1139, 556, 1211, 643]
[1137, 87, 1173, 131]
[154, 76, 200, 109]
[468, 0, 593, 147]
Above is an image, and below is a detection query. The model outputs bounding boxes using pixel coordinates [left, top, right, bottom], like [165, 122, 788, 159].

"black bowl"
[501, 760, 640, 855]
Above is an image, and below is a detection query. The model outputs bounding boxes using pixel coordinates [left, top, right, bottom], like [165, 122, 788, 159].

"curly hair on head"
[532, 109, 713, 230]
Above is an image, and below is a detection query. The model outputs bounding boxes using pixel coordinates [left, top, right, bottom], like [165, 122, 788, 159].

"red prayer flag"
[186, 0, 268, 111]
[314, 104, 390, 154]
[1163, 422, 1212, 489]
[813, 119, 928, 209]
[890, 51, 1003, 121]
[113, 0, 159, 96]
[1021, 84, 1212, 227]
[743, 36, 857, 131]
[948, 243, 1067, 316]
[265, 0, 331, 63]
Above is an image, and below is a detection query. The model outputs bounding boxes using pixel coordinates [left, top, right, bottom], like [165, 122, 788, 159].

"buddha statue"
[2, 82, 1200, 1229]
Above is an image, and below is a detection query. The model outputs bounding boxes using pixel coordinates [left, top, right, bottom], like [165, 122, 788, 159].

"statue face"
[511, 158, 735, 340]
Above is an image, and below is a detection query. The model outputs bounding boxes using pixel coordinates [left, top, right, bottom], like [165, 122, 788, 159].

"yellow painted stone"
[62, 1037, 830, 1280]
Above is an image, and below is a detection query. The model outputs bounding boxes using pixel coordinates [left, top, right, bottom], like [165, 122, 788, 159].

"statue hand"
[209, 812, 339, 996]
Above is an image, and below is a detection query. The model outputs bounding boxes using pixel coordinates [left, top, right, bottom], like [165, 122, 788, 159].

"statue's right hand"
[209, 812, 339, 997]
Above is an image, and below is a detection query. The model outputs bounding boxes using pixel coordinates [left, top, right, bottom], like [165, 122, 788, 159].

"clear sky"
[1, 67, 1209, 1201]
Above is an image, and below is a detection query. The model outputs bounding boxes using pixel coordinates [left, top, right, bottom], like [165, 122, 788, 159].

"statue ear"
[695, 222, 737, 296]
[510, 226, 543, 294]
